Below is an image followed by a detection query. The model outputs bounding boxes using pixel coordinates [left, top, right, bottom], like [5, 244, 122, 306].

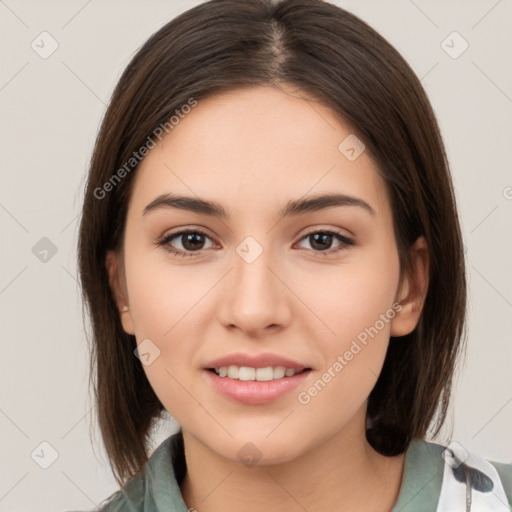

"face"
[108, 85, 427, 465]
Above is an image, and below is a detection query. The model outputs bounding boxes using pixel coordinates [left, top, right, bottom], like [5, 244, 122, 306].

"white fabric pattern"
[436, 442, 509, 512]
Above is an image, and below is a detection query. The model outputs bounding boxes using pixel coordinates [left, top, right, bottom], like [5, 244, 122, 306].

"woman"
[77, 1, 512, 510]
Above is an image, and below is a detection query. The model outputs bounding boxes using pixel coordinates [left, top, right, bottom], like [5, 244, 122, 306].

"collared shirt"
[93, 432, 512, 512]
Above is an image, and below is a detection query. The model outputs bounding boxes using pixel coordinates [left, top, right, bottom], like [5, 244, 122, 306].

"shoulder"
[488, 459, 512, 505]
[96, 432, 184, 512]
[96, 472, 145, 512]
[63, 472, 145, 512]
[421, 440, 512, 510]
[392, 439, 512, 512]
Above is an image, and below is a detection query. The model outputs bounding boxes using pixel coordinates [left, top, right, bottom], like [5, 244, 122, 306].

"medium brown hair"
[78, 0, 467, 486]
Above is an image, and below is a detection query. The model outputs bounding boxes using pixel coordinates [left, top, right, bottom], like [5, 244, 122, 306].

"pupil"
[183, 233, 204, 250]
[311, 233, 332, 251]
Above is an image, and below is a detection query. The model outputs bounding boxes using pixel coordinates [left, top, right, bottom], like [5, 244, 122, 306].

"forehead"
[130, 85, 392, 222]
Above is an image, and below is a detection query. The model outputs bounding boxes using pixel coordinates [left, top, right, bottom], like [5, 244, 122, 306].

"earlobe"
[390, 237, 429, 337]
[105, 251, 135, 335]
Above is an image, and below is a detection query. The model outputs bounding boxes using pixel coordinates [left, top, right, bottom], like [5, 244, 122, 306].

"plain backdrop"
[0, 1, 511, 510]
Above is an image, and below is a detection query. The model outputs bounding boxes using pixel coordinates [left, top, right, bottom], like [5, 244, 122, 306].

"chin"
[206, 430, 309, 467]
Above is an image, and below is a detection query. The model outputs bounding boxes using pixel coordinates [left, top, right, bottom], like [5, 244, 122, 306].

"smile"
[204, 367, 312, 405]
[209, 365, 307, 381]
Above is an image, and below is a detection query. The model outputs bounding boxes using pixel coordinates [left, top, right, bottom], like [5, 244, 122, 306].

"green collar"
[391, 438, 444, 511]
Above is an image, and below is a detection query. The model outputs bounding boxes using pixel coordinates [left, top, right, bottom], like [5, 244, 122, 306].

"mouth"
[204, 366, 313, 405]
[202, 352, 313, 404]
[206, 366, 312, 381]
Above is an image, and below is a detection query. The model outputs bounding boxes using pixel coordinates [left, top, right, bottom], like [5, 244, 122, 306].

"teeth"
[238, 367, 255, 381]
[214, 365, 302, 381]
[255, 367, 273, 381]
[227, 365, 239, 379]
[273, 366, 286, 379]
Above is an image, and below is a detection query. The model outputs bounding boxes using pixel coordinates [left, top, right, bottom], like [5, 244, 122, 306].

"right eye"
[158, 229, 217, 257]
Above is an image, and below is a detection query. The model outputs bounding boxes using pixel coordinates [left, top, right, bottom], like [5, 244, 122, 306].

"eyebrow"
[143, 192, 376, 219]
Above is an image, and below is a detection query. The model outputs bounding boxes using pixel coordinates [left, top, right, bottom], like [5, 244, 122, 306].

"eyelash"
[157, 228, 354, 258]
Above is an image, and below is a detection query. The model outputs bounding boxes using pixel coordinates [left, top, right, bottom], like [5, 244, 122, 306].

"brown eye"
[158, 229, 215, 257]
[297, 230, 354, 255]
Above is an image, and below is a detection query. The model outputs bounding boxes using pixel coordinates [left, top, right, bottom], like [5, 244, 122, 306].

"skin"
[107, 84, 429, 512]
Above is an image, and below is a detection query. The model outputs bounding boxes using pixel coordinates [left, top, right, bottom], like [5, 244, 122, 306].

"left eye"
[296, 230, 354, 254]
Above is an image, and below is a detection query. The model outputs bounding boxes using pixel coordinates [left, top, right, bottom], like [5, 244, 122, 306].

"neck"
[179, 408, 406, 512]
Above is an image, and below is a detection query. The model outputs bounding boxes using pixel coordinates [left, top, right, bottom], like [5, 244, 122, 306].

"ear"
[106, 250, 135, 335]
[390, 236, 429, 337]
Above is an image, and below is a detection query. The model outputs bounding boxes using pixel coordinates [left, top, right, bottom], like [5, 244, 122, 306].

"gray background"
[0, 1, 511, 510]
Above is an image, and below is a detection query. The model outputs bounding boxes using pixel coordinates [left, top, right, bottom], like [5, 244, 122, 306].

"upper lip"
[204, 352, 311, 371]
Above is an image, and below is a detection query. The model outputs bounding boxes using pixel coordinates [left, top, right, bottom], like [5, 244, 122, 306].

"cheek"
[122, 239, 226, 398]
[310, 247, 400, 343]
[303, 247, 400, 398]
[123, 255, 204, 415]
[298, 271, 399, 423]
[124, 239, 211, 337]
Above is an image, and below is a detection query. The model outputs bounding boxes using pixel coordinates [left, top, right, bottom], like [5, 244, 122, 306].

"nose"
[217, 241, 292, 337]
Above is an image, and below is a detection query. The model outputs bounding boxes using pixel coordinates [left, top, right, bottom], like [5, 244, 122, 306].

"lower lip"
[204, 369, 312, 405]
